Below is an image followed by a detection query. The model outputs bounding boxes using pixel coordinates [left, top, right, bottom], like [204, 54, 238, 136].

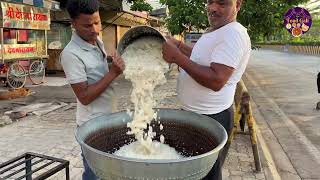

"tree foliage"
[159, 0, 208, 35]
[238, 0, 309, 41]
[140, 0, 310, 42]
[128, 0, 153, 12]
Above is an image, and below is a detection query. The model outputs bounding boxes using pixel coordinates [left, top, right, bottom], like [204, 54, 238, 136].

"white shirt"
[60, 33, 115, 125]
[177, 22, 251, 114]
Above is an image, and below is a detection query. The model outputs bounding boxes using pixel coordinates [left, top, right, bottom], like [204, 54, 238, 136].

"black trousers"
[202, 107, 234, 180]
[317, 72, 320, 93]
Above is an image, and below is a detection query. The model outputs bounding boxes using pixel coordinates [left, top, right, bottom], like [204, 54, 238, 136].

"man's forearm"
[178, 42, 193, 58]
[72, 71, 118, 105]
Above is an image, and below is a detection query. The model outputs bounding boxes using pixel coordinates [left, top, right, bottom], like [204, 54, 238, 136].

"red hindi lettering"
[33, 13, 39, 21]
[5, 46, 35, 54]
[32, 13, 48, 21]
[23, 12, 32, 20]
[40, 14, 48, 21]
[15, 8, 23, 19]
[5, 7, 15, 19]
[38, 14, 44, 21]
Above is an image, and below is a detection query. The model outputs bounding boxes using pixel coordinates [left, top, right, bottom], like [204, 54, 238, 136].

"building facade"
[47, 0, 162, 71]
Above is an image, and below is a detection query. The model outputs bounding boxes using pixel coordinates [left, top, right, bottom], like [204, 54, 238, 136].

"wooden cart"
[0, 1, 50, 89]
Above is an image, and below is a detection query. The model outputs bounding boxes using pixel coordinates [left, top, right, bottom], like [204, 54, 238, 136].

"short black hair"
[66, 0, 100, 19]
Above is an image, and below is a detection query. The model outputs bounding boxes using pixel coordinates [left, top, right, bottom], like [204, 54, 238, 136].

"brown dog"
[0, 88, 33, 100]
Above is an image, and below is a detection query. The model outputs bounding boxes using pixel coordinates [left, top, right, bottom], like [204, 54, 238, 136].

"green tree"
[150, 0, 309, 42]
[159, 0, 208, 35]
[238, 0, 309, 41]
[128, 0, 153, 12]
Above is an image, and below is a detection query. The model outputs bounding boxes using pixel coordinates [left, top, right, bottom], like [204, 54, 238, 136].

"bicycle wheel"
[29, 60, 45, 85]
[6, 63, 27, 89]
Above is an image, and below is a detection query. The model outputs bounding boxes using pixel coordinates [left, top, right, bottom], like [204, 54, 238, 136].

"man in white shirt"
[162, 0, 250, 179]
[60, 0, 125, 179]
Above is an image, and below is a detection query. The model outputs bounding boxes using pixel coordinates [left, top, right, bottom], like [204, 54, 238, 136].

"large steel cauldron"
[117, 25, 166, 56]
[75, 109, 227, 180]
[116, 25, 171, 75]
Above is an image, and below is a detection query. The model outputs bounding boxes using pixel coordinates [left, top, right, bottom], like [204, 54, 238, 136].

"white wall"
[146, 0, 165, 10]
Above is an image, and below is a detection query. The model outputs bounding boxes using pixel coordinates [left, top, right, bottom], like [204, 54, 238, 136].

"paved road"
[244, 49, 320, 180]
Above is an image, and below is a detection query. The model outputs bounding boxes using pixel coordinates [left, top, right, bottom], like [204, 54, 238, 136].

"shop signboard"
[0, 44, 37, 59]
[0, 1, 50, 30]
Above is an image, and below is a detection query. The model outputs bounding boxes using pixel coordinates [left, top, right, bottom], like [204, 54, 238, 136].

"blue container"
[12, 0, 23, 3]
[33, 0, 43, 7]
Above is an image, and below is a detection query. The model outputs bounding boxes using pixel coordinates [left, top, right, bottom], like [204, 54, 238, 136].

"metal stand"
[223, 80, 262, 172]
[0, 152, 70, 180]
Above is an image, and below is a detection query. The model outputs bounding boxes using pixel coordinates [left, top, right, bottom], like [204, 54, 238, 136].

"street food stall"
[0, 1, 50, 89]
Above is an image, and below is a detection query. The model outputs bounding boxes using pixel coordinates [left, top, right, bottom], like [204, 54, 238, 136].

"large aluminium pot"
[76, 108, 227, 180]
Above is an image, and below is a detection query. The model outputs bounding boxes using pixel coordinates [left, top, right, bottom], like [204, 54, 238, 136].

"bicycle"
[1, 59, 45, 89]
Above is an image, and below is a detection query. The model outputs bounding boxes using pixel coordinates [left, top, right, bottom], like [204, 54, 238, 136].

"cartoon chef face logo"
[284, 7, 312, 37]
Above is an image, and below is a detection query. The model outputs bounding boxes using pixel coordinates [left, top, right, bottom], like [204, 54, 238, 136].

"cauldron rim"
[116, 25, 166, 56]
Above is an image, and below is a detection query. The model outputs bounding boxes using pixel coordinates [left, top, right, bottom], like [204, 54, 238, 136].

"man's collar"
[72, 32, 99, 51]
[206, 20, 237, 33]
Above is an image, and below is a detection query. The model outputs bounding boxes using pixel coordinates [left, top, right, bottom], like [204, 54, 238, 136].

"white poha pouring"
[113, 36, 183, 159]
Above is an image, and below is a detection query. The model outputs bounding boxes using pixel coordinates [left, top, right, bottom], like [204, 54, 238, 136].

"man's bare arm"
[165, 36, 193, 57]
[71, 54, 124, 105]
[71, 70, 117, 105]
[163, 40, 234, 91]
[178, 42, 193, 58]
[177, 52, 234, 91]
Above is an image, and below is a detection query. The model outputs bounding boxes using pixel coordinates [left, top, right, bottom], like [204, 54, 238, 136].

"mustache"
[90, 33, 99, 36]
[208, 12, 221, 17]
